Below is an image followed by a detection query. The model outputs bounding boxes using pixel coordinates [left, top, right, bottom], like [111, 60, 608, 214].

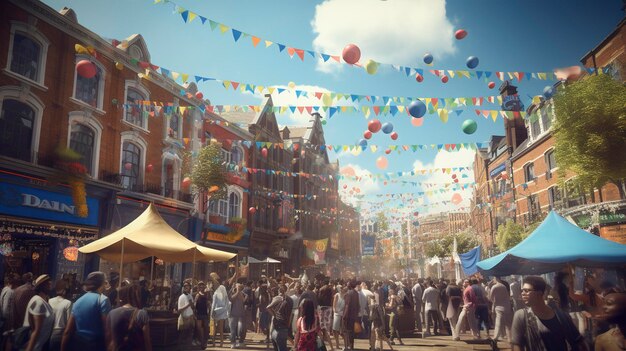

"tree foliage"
[424, 229, 480, 258]
[190, 143, 227, 201]
[495, 220, 540, 252]
[553, 74, 626, 194]
[376, 212, 389, 233]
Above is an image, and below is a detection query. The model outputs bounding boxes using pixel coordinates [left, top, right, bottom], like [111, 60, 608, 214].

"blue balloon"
[382, 122, 394, 134]
[466, 56, 479, 69]
[423, 53, 433, 64]
[358, 139, 368, 148]
[543, 86, 555, 98]
[408, 100, 426, 118]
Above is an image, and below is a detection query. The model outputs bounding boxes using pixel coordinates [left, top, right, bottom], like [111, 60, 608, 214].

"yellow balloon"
[115, 62, 124, 71]
[288, 81, 296, 89]
[74, 44, 89, 54]
[365, 59, 378, 75]
[322, 94, 332, 106]
[439, 109, 449, 123]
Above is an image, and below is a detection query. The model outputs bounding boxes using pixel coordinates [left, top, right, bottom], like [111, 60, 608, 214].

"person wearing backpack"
[107, 284, 151, 351]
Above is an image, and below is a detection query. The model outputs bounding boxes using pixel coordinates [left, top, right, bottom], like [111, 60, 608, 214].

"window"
[121, 141, 141, 191]
[229, 192, 241, 219]
[0, 99, 35, 161]
[527, 194, 541, 223]
[605, 60, 623, 82]
[125, 88, 146, 128]
[168, 112, 181, 139]
[221, 148, 231, 164]
[545, 149, 556, 173]
[163, 158, 175, 197]
[73, 56, 104, 109]
[548, 186, 562, 210]
[530, 117, 541, 139]
[10, 33, 40, 81]
[69, 124, 95, 176]
[7, 22, 50, 85]
[231, 146, 243, 165]
[541, 105, 552, 132]
[524, 163, 535, 182]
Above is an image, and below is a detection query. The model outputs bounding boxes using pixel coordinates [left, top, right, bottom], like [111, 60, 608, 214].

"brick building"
[0, 0, 204, 281]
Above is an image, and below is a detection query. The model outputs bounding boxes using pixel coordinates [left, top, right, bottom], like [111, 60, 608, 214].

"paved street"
[189, 332, 511, 351]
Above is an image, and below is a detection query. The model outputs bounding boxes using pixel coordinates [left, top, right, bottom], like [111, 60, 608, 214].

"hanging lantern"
[63, 246, 79, 262]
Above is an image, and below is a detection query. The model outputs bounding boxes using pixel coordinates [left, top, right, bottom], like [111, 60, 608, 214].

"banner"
[459, 245, 481, 276]
[303, 239, 328, 265]
[361, 234, 376, 256]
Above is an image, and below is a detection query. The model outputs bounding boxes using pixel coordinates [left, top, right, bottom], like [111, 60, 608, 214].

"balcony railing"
[98, 172, 193, 203]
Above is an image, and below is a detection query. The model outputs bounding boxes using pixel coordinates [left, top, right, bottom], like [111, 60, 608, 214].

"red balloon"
[76, 60, 97, 79]
[488, 81, 496, 89]
[146, 164, 153, 173]
[249, 207, 256, 214]
[124, 162, 132, 171]
[441, 75, 449, 83]
[363, 130, 372, 139]
[452, 174, 457, 179]
[415, 73, 424, 83]
[368, 119, 382, 133]
[385, 149, 391, 155]
[182, 177, 192, 188]
[342, 44, 361, 64]
[390, 132, 398, 140]
[455, 29, 468, 40]
[261, 147, 268, 158]
[195, 92, 203, 99]
[343, 185, 347, 189]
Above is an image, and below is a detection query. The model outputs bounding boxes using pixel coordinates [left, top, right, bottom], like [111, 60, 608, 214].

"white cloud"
[410, 149, 476, 214]
[311, 0, 456, 74]
[338, 163, 380, 206]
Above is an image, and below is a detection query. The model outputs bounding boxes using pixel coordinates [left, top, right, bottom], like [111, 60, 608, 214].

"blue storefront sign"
[0, 182, 99, 226]
[490, 163, 506, 178]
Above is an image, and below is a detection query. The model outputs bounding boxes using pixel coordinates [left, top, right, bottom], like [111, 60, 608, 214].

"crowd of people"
[0, 268, 624, 351]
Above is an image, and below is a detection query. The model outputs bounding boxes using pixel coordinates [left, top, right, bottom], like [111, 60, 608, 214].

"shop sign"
[0, 182, 99, 226]
[489, 163, 506, 178]
[572, 209, 626, 228]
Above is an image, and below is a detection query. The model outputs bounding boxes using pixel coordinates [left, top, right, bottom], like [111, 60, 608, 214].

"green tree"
[424, 229, 480, 258]
[190, 144, 227, 203]
[553, 74, 626, 197]
[376, 212, 389, 233]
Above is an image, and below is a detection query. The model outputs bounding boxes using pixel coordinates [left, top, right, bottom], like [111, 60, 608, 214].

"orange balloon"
[411, 117, 423, 127]
[376, 156, 388, 170]
[341, 166, 356, 176]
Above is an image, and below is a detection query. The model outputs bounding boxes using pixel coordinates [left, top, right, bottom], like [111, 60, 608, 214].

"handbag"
[353, 321, 363, 334]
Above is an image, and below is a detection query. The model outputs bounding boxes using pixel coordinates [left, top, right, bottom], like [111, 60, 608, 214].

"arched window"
[229, 191, 241, 220]
[7, 22, 50, 85]
[121, 141, 141, 191]
[69, 123, 95, 176]
[10, 33, 40, 82]
[125, 88, 146, 128]
[524, 163, 535, 182]
[0, 99, 35, 161]
[73, 56, 104, 109]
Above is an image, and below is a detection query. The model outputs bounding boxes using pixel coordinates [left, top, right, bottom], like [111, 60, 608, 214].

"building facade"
[0, 0, 204, 282]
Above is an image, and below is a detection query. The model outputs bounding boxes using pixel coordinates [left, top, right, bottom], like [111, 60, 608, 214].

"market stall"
[79, 203, 236, 349]
[477, 211, 626, 276]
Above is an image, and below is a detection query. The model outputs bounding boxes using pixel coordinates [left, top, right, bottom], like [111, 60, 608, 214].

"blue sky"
[42, 0, 624, 222]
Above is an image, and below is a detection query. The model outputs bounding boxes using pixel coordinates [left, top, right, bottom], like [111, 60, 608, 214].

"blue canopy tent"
[477, 211, 626, 276]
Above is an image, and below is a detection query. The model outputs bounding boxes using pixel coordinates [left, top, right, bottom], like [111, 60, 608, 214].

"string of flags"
[152, 0, 566, 83]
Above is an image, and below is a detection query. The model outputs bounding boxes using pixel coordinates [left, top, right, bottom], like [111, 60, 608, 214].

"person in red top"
[295, 299, 320, 351]
[453, 279, 479, 341]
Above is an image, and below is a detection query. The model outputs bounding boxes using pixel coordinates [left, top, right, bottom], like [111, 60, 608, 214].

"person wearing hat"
[61, 271, 111, 351]
[22, 274, 54, 351]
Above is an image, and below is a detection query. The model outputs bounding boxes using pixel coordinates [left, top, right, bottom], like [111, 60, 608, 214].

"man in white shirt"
[422, 280, 440, 337]
[489, 276, 512, 342]
[177, 281, 195, 348]
[23, 275, 55, 351]
[358, 281, 374, 339]
[412, 278, 424, 333]
[48, 281, 72, 351]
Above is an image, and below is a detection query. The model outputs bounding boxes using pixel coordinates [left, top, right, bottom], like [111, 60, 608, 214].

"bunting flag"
[153, 0, 562, 82]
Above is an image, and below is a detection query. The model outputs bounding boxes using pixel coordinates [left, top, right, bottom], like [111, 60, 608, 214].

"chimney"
[499, 81, 527, 151]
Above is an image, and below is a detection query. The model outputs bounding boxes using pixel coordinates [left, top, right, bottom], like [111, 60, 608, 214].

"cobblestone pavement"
[182, 332, 512, 351]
